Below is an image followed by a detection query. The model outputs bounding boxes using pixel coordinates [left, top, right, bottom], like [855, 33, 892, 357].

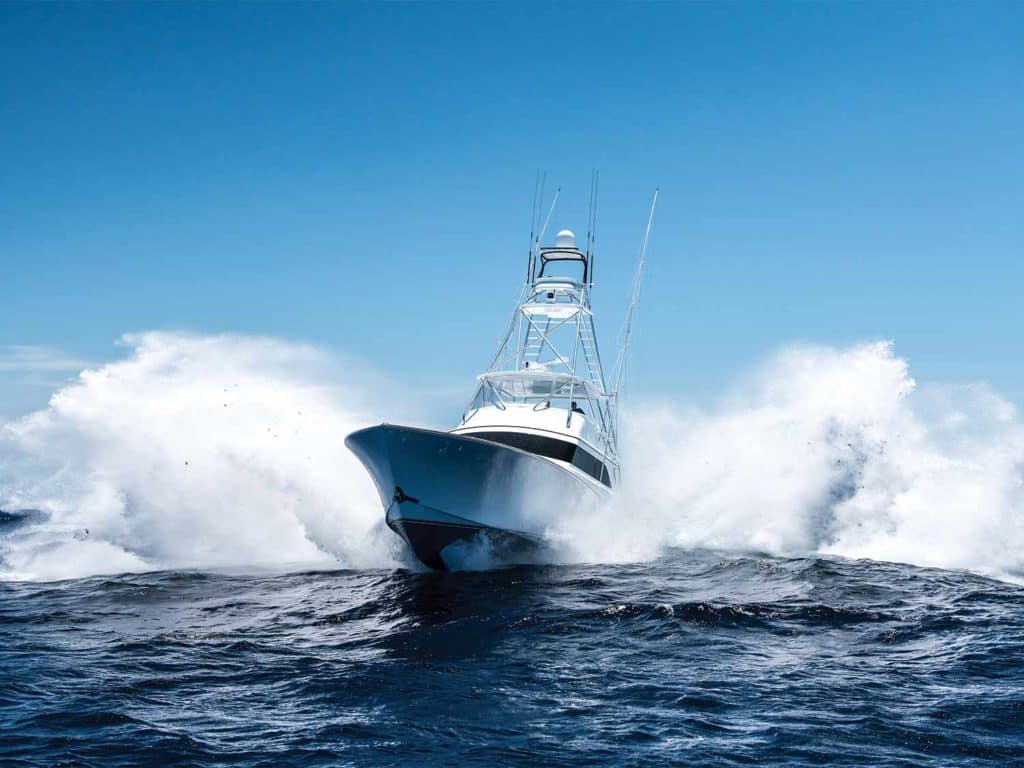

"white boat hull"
[345, 424, 606, 569]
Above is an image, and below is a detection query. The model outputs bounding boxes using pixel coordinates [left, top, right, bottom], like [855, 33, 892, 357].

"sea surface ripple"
[2, 550, 1023, 766]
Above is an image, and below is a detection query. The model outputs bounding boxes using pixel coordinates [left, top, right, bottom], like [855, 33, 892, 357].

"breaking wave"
[2, 333, 1023, 582]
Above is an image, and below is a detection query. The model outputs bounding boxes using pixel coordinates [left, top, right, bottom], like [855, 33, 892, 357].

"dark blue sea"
[2, 550, 1023, 767]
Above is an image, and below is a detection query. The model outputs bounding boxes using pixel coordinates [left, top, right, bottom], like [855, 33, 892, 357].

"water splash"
[2, 334, 1023, 582]
[0, 332, 407, 580]
[556, 341, 1024, 582]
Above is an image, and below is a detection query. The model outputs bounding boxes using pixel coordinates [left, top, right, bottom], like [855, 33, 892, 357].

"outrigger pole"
[536, 185, 560, 259]
[527, 169, 541, 283]
[585, 170, 599, 285]
[611, 188, 659, 403]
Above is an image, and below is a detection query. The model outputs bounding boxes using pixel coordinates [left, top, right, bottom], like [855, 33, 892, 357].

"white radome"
[555, 229, 576, 249]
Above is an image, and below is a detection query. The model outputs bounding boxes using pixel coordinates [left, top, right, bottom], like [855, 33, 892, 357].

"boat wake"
[2, 332, 1023, 582]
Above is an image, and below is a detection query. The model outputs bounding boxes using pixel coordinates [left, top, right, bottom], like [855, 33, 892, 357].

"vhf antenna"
[585, 169, 599, 284]
[527, 169, 542, 283]
[537, 185, 560, 247]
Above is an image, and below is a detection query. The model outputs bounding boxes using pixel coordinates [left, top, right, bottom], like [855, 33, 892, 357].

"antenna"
[589, 169, 598, 257]
[537, 185, 560, 246]
[527, 170, 541, 283]
[585, 170, 599, 284]
[612, 188, 659, 401]
[534, 173, 547, 252]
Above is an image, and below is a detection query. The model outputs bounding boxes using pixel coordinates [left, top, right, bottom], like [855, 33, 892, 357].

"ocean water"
[3, 332, 1024, 764]
[2, 549, 1022, 766]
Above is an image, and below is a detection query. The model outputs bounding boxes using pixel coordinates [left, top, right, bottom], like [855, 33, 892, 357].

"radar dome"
[555, 229, 576, 249]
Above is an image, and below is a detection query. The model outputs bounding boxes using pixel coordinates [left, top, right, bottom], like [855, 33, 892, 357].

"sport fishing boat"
[347, 187, 657, 569]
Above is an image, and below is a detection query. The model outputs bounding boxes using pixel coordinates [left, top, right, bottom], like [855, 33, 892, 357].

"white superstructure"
[453, 228, 618, 488]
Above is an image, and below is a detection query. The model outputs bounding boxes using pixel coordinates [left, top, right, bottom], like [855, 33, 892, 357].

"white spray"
[0, 332, 406, 580]
[555, 340, 1024, 581]
[2, 333, 1023, 582]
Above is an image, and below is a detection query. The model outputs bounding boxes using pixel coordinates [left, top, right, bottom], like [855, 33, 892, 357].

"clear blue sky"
[2, 2, 1022, 418]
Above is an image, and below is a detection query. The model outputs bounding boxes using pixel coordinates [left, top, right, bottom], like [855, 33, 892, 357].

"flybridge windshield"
[538, 254, 587, 283]
[469, 372, 603, 409]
